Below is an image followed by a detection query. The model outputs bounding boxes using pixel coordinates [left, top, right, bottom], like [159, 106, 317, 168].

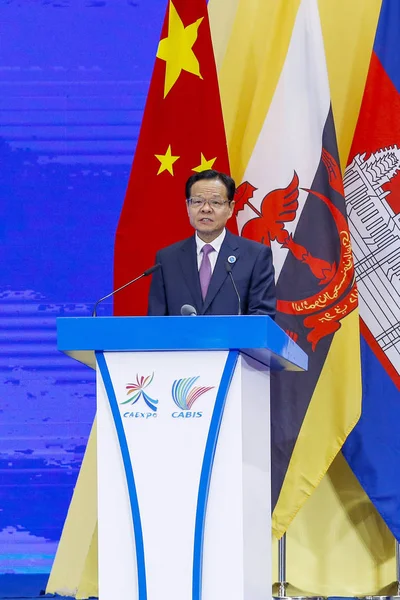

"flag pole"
[273, 532, 325, 600]
[278, 533, 288, 597]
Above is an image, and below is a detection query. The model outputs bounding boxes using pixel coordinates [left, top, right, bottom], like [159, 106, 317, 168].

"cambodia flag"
[113, 0, 236, 316]
[343, 0, 400, 542]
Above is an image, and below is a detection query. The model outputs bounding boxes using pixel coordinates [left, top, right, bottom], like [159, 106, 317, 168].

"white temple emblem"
[344, 145, 400, 375]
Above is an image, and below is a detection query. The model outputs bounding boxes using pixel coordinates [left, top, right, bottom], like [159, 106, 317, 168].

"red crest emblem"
[235, 149, 358, 350]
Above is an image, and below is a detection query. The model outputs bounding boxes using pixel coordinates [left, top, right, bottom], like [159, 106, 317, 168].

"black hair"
[185, 169, 236, 202]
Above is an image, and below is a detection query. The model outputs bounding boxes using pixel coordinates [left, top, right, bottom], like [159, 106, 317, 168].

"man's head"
[185, 170, 236, 242]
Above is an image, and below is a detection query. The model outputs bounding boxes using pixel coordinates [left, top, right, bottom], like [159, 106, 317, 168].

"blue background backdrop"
[0, 0, 166, 581]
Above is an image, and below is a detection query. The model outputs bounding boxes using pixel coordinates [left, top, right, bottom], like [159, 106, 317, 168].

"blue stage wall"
[0, 0, 166, 575]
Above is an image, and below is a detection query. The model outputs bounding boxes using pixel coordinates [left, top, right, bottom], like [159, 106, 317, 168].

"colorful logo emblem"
[121, 373, 158, 412]
[171, 376, 214, 411]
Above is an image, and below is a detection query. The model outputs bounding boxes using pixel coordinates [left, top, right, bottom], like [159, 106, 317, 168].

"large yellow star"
[155, 145, 180, 175]
[156, 1, 203, 98]
[192, 153, 217, 173]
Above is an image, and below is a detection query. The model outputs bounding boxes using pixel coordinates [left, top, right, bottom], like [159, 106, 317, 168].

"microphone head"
[181, 304, 197, 316]
[225, 262, 232, 273]
[144, 263, 161, 276]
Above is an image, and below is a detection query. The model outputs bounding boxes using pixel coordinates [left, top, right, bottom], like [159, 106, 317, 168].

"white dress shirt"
[195, 229, 226, 273]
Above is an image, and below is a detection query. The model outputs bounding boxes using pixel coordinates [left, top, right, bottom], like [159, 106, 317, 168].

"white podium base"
[97, 349, 271, 600]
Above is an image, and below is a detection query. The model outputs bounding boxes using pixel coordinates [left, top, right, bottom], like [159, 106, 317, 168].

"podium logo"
[121, 373, 158, 418]
[171, 376, 214, 418]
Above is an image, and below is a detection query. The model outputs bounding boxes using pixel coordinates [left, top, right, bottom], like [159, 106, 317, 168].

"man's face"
[187, 178, 235, 242]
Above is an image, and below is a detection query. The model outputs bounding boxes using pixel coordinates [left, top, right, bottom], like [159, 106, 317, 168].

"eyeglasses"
[187, 196, 231, 209]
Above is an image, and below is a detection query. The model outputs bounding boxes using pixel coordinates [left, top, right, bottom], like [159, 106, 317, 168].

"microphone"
[225, 263, 242, 315]
[92, 263, 161, 317]
[181, 304, 197, 316]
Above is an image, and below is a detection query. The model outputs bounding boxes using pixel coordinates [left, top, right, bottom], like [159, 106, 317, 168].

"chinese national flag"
[114, 0, 235, 315]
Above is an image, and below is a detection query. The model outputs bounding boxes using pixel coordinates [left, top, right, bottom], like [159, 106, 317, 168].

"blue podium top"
[57, 315, 307, 371]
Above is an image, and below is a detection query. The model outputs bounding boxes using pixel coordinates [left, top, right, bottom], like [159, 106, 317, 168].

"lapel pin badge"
[228, 255, 237, 264]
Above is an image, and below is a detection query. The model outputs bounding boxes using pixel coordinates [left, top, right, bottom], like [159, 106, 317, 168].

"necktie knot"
[201, 244, 214, 257]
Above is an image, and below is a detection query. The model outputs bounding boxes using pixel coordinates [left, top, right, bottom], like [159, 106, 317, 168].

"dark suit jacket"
[148, 230, 276, 317]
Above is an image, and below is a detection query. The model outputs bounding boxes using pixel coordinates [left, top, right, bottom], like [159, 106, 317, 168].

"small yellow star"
[192, 153, 217, 173]
[157, 1, 203, 98]
[155, 145, 180, 175]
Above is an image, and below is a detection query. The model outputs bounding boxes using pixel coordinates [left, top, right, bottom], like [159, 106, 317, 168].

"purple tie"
[199, 244, 214, 300]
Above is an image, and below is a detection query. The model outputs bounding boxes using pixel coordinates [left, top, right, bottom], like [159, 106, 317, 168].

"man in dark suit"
[148, 169, 276, 317]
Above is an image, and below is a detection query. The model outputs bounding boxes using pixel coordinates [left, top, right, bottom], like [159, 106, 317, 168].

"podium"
[57, 315, 307, 600]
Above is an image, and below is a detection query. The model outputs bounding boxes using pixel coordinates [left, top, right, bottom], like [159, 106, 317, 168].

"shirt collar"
[195, 228, 226, 255]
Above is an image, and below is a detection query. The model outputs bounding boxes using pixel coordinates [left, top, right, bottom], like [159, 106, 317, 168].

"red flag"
[114, 0, 236, 315]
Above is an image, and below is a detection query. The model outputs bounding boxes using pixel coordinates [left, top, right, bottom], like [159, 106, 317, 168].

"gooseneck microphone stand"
[92, 264, 160, 317]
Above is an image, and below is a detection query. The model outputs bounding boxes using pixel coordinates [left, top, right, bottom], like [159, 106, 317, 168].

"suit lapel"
[179, 236, 203, 312]
[202, 231, 240, 314]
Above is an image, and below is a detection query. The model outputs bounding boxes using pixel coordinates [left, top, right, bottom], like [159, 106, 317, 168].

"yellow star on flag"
[156, 1, 203, 98]
[192, 153, 217, 173]
[155, 145, 180, 175]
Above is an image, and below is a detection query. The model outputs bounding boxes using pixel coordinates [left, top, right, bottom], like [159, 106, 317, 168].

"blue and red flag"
[343, 0, 400, 542]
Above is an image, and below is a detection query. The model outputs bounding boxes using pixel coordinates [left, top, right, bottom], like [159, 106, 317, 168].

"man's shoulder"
[227, 231, 271, 254]
[157, 235, 194, 258]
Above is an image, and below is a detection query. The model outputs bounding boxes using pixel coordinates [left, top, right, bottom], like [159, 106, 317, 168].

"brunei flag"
[114, 0, 235, 316]
[231, 0, 362, 537]
[342, 0, 400, 542]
